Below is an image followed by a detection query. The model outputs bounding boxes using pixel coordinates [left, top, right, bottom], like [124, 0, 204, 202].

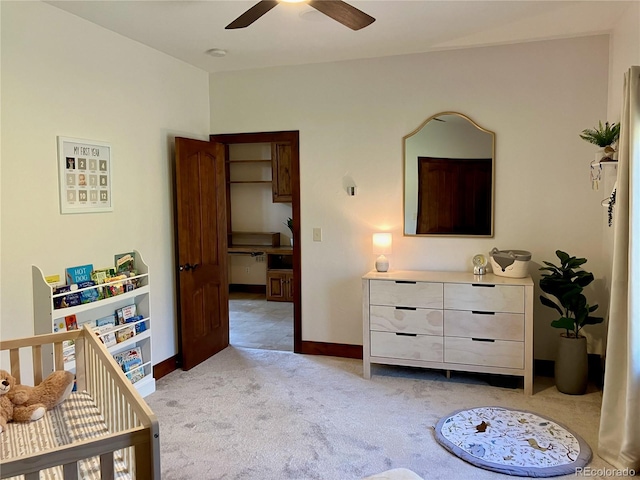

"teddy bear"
[0, 369, 74, 434]
[0, 374, 16, 434]
[1, 369, 47, 434]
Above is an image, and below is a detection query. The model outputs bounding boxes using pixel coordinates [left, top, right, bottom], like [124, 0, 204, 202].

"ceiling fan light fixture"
[279, 0, 307, 3]
[225, 0, 374, 30]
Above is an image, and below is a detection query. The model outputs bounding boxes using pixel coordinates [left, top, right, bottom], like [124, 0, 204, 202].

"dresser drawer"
[444, 337, 523, 369]
[370, 280, 443, 308]
[370, 306, 443, 335]
[370, 331, 443, 362]
[444, 310, 524, 341]
[444, 283, 524, 313]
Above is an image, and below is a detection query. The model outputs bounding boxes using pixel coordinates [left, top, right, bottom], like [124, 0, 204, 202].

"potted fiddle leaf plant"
[539, 250, 603, 394]
[579, 121, 620, 162]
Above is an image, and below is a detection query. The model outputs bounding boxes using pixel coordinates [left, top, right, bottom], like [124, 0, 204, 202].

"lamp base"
[375, 254, 389, 272]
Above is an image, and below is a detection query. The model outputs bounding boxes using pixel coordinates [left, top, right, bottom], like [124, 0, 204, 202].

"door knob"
[179, 262, 200, 272]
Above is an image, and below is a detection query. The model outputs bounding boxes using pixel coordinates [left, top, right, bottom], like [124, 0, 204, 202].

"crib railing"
[0, 326, 160, 479]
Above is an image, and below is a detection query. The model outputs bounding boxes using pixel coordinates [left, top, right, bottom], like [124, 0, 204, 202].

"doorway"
[210, 131, 301, 353]
[229, 291, 293, 351]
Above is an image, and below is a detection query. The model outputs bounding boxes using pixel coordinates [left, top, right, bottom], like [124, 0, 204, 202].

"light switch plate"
[312, 228, 322, 242]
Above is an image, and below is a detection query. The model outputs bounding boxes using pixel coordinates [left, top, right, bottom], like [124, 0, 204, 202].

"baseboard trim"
[298, 340, 363, 359]
[534, 355, 604, 387]
[229, 284, 267, 294]
[534, 359, 554, 377]
[154, 354, 179, 380]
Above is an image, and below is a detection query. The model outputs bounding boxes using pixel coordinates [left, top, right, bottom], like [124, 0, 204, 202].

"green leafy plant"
[284, 217, 293, 234]
[539, 250, 603, 338]
[579, 121, 620, 148]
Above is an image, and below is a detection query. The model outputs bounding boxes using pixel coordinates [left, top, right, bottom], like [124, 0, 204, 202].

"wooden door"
[174, 137, 229, 370]
[416, 157, 492, 235]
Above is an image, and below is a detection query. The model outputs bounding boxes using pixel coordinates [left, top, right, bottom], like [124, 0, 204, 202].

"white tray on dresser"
[362, 270, 534, 395]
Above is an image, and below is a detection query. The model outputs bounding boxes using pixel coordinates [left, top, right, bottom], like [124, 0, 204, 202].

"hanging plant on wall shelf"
[601, 183, 617, 227]
[579, 121, 620, 148]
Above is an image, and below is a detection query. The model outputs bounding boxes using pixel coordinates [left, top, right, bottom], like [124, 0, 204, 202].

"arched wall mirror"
[403, 112, 495, 236]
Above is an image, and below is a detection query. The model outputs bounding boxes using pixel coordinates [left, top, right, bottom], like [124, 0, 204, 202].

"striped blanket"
[1, 391, 130, 480]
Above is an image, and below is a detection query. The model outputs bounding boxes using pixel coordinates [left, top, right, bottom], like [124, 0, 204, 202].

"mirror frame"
[403, 111, 496, 237]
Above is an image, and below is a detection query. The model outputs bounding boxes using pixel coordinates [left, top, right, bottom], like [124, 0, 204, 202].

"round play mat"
[434, 406, 592, 477]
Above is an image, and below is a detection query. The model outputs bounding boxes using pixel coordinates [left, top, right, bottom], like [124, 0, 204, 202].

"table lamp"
[372, 233, 392, 272]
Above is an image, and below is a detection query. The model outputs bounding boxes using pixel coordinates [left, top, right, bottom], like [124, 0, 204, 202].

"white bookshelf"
[32, 250, 155, 397]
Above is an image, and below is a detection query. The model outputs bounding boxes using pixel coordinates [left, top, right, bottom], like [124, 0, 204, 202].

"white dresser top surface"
[363, 270, 534, 286]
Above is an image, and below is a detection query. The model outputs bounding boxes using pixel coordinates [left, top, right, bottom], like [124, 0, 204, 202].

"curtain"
[598, 66, 640, 471]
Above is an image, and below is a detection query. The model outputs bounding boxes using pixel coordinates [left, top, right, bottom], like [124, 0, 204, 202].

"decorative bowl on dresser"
[362, 270, 534, 395]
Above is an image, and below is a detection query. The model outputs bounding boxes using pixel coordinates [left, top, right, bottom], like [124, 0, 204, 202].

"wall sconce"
[372, 233, 392, 272]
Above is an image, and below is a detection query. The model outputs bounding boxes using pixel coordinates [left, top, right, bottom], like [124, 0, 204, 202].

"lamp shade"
[372, 233, 392, 255]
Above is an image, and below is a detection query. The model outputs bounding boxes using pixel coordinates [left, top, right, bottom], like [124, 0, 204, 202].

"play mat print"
[2, 391, 129, 480]
[435, 406, 592, 477]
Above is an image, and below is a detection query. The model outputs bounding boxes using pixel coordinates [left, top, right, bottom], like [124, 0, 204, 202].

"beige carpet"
[146, 347, 613, 480]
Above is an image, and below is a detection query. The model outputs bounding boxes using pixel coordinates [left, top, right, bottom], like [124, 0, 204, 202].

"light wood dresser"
[362, 270, 534, 395]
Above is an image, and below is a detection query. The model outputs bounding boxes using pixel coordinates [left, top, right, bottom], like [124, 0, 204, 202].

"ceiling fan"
[225, 0, 375, 31]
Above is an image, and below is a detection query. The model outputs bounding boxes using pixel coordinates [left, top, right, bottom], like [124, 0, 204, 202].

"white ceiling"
[47, 0, 631, 73]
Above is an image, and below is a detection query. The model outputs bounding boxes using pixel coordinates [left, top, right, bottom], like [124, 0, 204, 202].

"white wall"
[0, 1, 621, 367]
[608, 1, 640, 122]
[210, 35, 611, 360]
[0, 2, 210, 368]
[590, 1, 640, 356]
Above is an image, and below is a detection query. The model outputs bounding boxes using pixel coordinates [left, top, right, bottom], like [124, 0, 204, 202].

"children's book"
[96, 314, 116, 329]
[126, 314, 147, 334]
[114, 252, 135, 273]
[65, 264, 93, 284]
[113, 347, 143, 373]
[91, 267, 115, 285]
[61, 292, 81, 308]
[78, 280, 99, 304]
[63, 343, 75, 363]
[116, 304, 137, 325]
[64, 314, 78, 331]
[101, 332, 117, 347]
[53, 285, 75, 309]
[45, 274, 61, 285]
[126, 369, 145, 384]
[116, 325, 135, 343]
[135, 321, 147, 335]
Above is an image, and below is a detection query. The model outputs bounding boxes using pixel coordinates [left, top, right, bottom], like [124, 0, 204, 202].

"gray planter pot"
[555, 334, 588, 395]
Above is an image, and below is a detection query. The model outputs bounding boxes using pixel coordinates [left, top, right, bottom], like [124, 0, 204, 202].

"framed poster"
[58, 137, 112, 214]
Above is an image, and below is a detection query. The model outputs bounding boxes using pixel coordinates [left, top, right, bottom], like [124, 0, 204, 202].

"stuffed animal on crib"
[0, 369, 46, 434]
[1, 373, 16, 434]
[0, 369, 74, 433]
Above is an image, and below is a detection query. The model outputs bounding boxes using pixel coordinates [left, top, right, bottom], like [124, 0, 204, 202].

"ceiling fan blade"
[225, 0, 279, 30]
[308, 0, 375, 31]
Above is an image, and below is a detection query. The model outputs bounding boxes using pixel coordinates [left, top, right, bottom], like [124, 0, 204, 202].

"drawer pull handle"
[472, 338, 495, 343]
[395, 333, 417, 337]
[395, 281, 417, 284]
[471, 284, 495, 288]
[472, 311, 495, 315]
[396, 306, 417, 311]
